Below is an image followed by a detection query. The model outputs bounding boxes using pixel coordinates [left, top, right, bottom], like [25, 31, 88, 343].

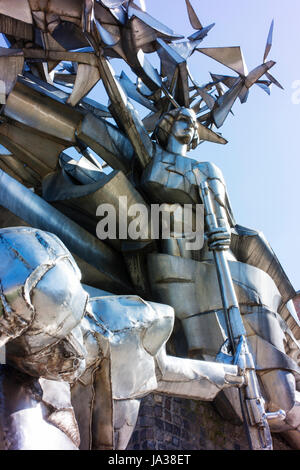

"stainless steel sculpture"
[0, 0, 299, 451]
[0, 226, 243, 450]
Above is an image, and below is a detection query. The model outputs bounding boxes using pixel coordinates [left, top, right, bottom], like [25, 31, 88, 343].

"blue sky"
[1, 1, 299, 289]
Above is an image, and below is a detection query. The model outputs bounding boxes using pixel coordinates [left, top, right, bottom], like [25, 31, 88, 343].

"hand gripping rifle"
[196, 174, 286, 450]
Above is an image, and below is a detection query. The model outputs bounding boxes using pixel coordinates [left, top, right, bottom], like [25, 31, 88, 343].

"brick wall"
[127, 394, 291, 451]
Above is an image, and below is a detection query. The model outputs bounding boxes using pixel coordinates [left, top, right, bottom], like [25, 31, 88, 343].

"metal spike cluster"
[0, 0, 282, 144]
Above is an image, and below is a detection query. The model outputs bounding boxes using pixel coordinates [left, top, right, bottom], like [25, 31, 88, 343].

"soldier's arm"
[154, 346, 244, 401]
[193, 162, 236, 251]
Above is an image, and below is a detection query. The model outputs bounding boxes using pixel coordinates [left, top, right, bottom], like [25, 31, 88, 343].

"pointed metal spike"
[188, 71, 216, 110]
[197, 121, 227, 145]
[157, 39, 190, 107]
[210, 73, 240, 89]
[213, 79, 244, 128]
[238, 86, 249, 104]
[185, 0, 203, 30]
[255, 82, 271, 95]
[188, 23, 215, 41]
[157, 38, 185, 66]
[245, 61, 275, 88]
[67, 64, 101, 106]
[137, 49, 162, 88]
[170, 40, 201, 60]
[128, 4, 184, 40]
[195, 86, 215, 110]
[265, 71, 284, 90]
[263, 19, 274, 63]
[197, 46, 248, 76]
[143, 110, 163, 132]
[137, 49, 180, 107]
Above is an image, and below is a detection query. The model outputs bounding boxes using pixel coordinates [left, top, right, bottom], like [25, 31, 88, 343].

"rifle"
[196, 174, 285, 450]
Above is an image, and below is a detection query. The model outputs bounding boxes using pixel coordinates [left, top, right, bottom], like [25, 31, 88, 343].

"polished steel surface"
[0, 0, 298, 452]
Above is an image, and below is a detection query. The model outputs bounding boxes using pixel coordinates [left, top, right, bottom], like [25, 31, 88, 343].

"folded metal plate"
[255, 81, 271, 95]
[0, 13, 33, 40]
[170, 40, 201, 61]
[197, 122, 227, 145]
[4, 81, 82, 144]
[0, 48, 24, 98]
[0, 0, 32, 24]
[67, 64, 101, 106]
[185, 0, 202, 30]
[21, 73, 70, 103]
[263, 19, 274, 63]
[54, 73, 76, 88]
[157, 40, 189, 108]
[94, 2, 120, 25]
[231, 224, 296, 308]
[193, 85, 215, 111]
[245, 61, 275, 89]
[52, 21, 90, 50]
[30, 0, 83, 20]
[197, 46, 248, 77]
[247, 335, 300, 376]
[210, 73, 240, 90]
[95, 19, 119, 47]
[118, 72, 157, 111]
[136, 49, 162, 89]
[0, 154, 40, 187]
[0, 158, 23, 184]
[79, 97, 111, 118]
[142, 110, 163, 133]
[188, 23, 215, 41]
[96, 54, 153, 169]
[60, 153, 104, 185]
[265, 71, 284, 90]
[100, 0, 127, 8]
[0, 169, 132, 293]
[107, 6, 126, 24]
[128, 4, 183, 41]
[213, 80, 244, 128]
[77, 113, 135, 172]
[238, 86, 249, 104]
[0, 122, 65, 176]
[23, 48, 99, 66]
[43, 168, 150, 232]
[129, 17, 158, 51]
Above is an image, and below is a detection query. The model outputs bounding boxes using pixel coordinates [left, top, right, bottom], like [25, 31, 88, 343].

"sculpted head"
[153, 107, 200, 152]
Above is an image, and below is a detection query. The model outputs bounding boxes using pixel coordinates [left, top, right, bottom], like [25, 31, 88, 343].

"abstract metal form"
[0, 0, 299, 451]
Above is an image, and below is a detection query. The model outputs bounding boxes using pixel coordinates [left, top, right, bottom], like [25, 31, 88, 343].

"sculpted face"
[171, 108, 198, 146]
